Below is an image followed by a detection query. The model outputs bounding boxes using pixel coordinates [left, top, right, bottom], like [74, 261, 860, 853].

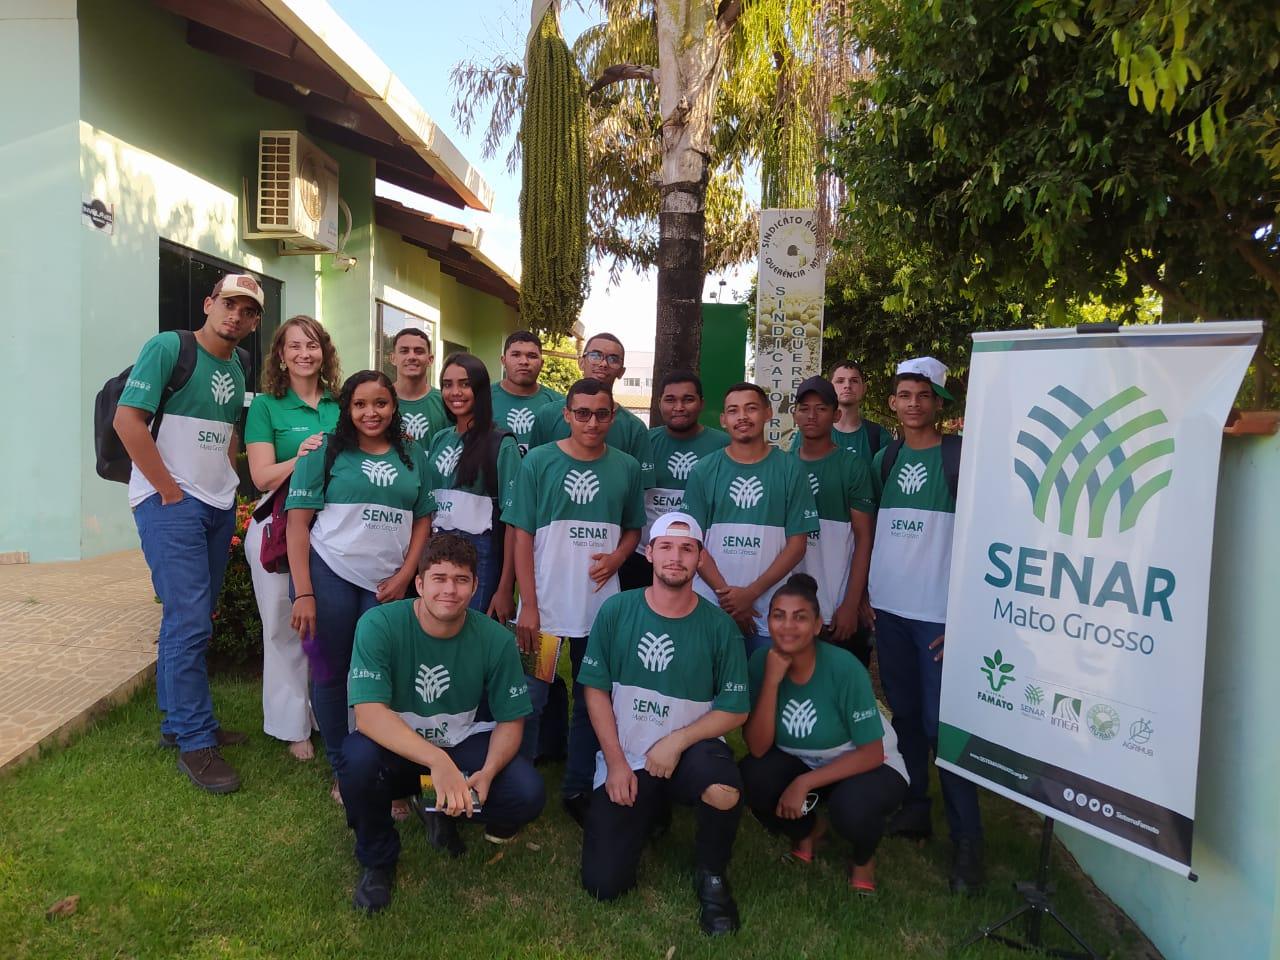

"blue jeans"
[133, 493, 235, 752]
[563, 635, 599, 798]
[341, 730, 546, 868]
[454, 530, 499, 613]
[293, 550, 378, 776]
[874, 608, 983, 842]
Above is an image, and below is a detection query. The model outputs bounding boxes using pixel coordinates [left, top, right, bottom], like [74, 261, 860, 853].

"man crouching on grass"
[339, 534, 545, 914]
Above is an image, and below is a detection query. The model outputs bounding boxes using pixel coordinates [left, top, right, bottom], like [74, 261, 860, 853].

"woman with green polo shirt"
[244, 316, 341, 762]
[285, 370, 435, 793]
[424, 352, 521, 616]
[740, 574, 908, 895]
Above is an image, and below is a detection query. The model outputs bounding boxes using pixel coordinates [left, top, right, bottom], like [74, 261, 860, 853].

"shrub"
[211, 498, 263, 667]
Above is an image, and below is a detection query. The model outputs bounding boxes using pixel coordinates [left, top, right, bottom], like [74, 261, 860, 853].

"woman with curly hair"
[245, 315, 342, 761]
[285, 370, 435, 798]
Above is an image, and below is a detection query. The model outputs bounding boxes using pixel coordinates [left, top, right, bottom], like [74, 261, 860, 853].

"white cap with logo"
[648, 511, 704, 544]
[896, 356, 954, 401]
[215, 274, 265, 308]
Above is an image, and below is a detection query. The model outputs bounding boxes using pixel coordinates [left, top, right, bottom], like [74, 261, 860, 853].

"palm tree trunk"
[653, 172, 708, 416]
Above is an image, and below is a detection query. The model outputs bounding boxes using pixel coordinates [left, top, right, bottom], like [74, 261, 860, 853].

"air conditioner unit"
[246, 130, 339, 253]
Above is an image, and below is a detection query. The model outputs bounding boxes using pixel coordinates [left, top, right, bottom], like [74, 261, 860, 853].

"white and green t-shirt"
[787, 418, 886, 464]
[748, 642, 907, 782]
[398, 388, 448, 445]
[286, 437, 436, 593]
[348, 602, 531, 748]
[491, 383, 563, 454]
[682, 448, 819, 635]
[793, 447, 875, 625]
[578, 590, 749, 788]
[118, 332, 245, 509]
[501, 443, 646, 637]
[869, 443, 956, 623]
[642, 426, 730, 548]
[528, 399, 656, 488]
[424, 427, 522, 536]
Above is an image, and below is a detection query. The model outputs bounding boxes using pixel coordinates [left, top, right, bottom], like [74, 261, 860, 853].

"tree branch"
[1126, 255, 1213, 319]
[717, 0, 744, 34]
[588, 63, 657, 95]
[1230, 235, 1280, 299]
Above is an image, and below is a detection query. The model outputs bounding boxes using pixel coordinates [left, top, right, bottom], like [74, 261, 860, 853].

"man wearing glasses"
[503, 378, 646, 826]
[112, 273, 261, 794]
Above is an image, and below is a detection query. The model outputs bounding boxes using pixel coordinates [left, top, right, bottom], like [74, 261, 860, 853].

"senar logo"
[414, 664, 451, 704]
[728, 475, 765, 509]
[896, 461, 928, 495]
[210, 370, 236, 405]
[507, 407, 536, 435]
[808, 473, 820, 496]
[667, 451, 699, 480]
[781, 698, 818, 738]
[434, 444, 461, 477]
[361, 459, 399, 487]
[1015, 385, 1174, 538]
[403, 412, 431, 440]
[563, 469, 600, 505]
[637, 632, 675, 672]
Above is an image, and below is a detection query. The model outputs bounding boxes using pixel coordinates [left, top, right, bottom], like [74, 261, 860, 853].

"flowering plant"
[211, 496, 263, 666]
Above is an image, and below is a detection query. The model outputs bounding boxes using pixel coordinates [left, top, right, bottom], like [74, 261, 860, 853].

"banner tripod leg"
[958, 818, 1101, 960]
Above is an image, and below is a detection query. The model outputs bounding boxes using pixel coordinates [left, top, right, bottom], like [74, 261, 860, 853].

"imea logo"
[977, 650, 1015, 710]
[1051, 694, 1082, 732]
[1014, 385, 1174, 539]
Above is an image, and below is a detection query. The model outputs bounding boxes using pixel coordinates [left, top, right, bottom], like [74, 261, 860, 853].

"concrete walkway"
[0, 550, 158, 773]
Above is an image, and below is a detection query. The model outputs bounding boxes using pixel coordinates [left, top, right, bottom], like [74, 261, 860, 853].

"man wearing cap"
[578, 513, 749, 936]
[787, 360, 887, 464]
[867, 357, 984, 893]
[113, 273, 262, 793]
[790, 376, 876, 666]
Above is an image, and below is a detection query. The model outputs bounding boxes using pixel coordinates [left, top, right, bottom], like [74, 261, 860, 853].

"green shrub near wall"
[211, 498, 263, 667]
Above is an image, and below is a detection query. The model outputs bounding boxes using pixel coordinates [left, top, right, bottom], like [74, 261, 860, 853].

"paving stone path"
[0, 551, 158, 772]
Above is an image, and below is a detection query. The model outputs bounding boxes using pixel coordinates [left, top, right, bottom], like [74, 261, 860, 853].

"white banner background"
[938, 322, 1260, 875]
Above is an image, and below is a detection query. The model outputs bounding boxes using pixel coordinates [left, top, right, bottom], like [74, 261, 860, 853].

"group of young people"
[113, 273, 984, 934]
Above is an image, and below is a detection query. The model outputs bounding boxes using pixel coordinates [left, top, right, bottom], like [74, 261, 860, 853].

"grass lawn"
[0, 677, 1155, 959]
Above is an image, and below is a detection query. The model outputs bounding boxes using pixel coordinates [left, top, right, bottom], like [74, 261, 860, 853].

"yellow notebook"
[505, 622, 564, 684]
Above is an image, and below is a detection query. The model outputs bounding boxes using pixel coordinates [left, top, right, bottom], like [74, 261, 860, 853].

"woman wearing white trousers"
[244, 315, 342, 760]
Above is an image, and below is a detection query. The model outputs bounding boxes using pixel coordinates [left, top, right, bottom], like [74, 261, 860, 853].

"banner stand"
[960, 818, 1100, 960]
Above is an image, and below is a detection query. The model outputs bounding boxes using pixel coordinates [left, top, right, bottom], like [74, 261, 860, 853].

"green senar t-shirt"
[398, 389, 448, 445]
[491, 383, 563, 454]
[682, 448, 819, 635]
[868, 443, 956, 624]
[578, 590, 749, 788]
[285, 437, 436, 593]
[348, 601, 531, 747]
[118, 332, 245, 510]
[500, 444, 646, 637]
[787, 419, 884, 464]
[643, 426, 730, 547]
[244, 389, 339, 462]
[528, 399, 656, 489]
[793, 447, 875, 624]
[748, 642, 907, 782]
[425, 427, 522, 536]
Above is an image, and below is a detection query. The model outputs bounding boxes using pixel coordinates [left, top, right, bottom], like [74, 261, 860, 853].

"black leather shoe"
[410, 795, 466, 858]
[352, 865, 395, 914]
[694, 868, 740, 936]
[886, 803, 934, 841]
[949, 837, 985, 895]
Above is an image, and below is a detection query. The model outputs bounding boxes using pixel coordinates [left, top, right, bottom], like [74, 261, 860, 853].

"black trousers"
[739, 747, 907, 866]
[822, 626, 873, 670]
[581, 738, 743, 901]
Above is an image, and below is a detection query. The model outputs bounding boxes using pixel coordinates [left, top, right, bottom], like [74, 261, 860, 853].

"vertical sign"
[754, 210, 824, 448]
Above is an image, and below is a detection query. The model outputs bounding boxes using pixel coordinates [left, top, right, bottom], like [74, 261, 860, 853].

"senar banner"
[754, 209, 824, 449]
[938, 322, 1261, 875]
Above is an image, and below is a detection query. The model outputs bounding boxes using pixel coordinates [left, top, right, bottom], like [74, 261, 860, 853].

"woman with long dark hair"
[284, 370, 435, 798]
[244, 315, 341, 762]
[424, 352, 521, 614]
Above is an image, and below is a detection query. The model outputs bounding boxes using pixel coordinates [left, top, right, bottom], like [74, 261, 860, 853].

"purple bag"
[252, 481, 291, 573]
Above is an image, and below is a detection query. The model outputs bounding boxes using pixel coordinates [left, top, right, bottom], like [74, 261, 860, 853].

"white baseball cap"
[214, 274, 265, 308]
[896, 356, 954, 401]
[649, 512, 704, 544]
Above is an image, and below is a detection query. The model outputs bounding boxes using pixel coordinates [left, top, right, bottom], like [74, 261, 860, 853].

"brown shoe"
[177, 747, 241, 794]
[158, 728, 248, 750]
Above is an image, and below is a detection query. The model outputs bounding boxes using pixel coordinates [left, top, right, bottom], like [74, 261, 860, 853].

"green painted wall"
[1057, 433, 1280, 960]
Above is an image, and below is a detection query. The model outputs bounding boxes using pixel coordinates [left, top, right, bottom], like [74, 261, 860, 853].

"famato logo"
[977, 649, 1015, 710]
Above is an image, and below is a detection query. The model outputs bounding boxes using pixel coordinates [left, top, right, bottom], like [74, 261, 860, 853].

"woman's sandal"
[330, 779, 344, 807]
[782, 847, 815, 865]
[849, 878, 878, 898]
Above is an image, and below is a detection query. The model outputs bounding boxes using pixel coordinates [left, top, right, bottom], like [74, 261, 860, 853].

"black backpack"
[864, 419, 886, 457]
[879, 434, 962, 502]
[94, 330, 248, 483]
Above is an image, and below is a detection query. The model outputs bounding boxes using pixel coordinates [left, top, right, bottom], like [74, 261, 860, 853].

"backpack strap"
[879, 437, 904, 486]
[149, 330, 199, 439]
[940, 434, 962, 502]
[865, 420, 884, 457]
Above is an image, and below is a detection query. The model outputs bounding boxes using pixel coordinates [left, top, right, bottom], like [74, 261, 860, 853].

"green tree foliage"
[539, 336, 583, 394]
[831, 0, 1280, 405]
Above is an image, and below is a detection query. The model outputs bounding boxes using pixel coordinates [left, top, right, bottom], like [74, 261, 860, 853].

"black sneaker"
[886, 803, 933, 841]
[352, 865, 396, 914]
[562, 792, 590, 829]
[694, 868, 740, 936]
[176, 747, 241, 794]
[410, 795, 466, 858]
[159, 728, 248, 750]
[949, 837, 985, 895]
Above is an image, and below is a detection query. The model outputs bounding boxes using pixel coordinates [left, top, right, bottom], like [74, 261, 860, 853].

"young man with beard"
[683, 384, 818, 653]
[868, 357, 983, 894]
[791, 377, 876, 667]
[339, 534, 545, 914]
[788, 360, 886, 464]
[389, 328, 447, 444]
[579, 513, 749, 936]
[490, 330, 563, 455]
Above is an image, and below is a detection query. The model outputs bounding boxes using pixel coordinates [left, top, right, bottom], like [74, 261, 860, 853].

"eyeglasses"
[570, 406, 614, 423]
[583, 349, 623, 366]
